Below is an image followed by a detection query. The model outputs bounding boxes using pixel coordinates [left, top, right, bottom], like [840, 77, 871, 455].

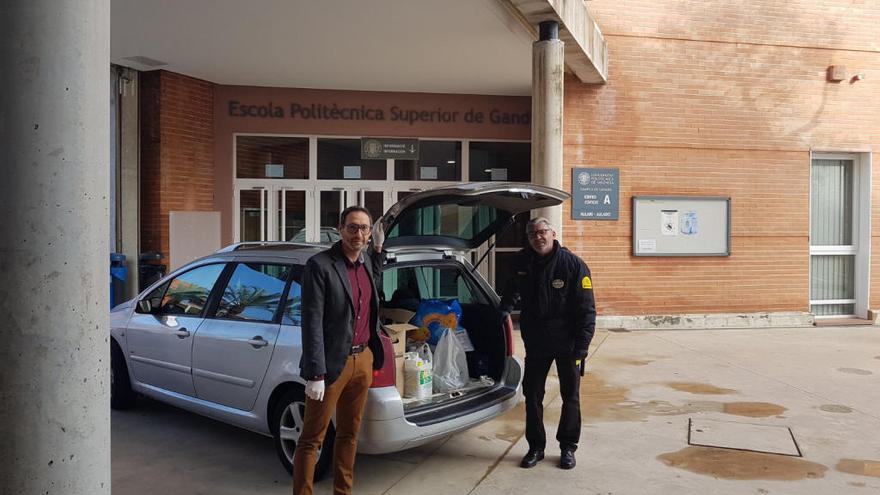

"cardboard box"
[379, 308, 418, 396]
[384, 323, 418, 357]
[382, 323, 418, 396]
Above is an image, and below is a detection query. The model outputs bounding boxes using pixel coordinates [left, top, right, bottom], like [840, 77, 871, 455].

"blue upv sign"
[572, 168, 619, 221]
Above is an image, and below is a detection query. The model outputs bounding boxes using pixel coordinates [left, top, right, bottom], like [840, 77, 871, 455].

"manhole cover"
[688, 418, 801, 456]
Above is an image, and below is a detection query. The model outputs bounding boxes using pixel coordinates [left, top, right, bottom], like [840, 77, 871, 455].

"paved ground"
[112, 326, 880, 494]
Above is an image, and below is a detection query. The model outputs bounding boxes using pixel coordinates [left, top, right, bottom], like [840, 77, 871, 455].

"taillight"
[371, 328, 396, 388]
[504, 314, 514, 357]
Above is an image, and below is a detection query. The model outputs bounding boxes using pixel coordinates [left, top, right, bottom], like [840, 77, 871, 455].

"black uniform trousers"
[522, 354, 582, 452]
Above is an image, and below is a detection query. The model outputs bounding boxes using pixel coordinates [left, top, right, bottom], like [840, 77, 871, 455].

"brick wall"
[139, 73, 162, 258]
[139, 70, 215, 261]
[566, 0, 880, 315]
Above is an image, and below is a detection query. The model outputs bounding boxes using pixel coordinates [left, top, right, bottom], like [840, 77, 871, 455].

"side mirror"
[137, 299, 152, 314]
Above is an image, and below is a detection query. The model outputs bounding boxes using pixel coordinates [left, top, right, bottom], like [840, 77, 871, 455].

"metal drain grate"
[688, 418, 802, 457]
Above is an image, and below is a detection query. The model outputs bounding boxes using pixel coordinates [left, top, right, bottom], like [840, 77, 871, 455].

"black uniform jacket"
[299, 241, 385, 386]
[501, 240, 596, 357]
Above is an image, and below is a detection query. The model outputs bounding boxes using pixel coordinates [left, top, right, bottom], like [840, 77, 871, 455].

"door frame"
[234, 182, 314, 242]
[232, 133, 531, 288]
[808, 151, 872, 319]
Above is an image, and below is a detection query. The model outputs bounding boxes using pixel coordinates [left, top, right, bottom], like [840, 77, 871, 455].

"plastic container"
[110, 253, 127, 308]
[138, 252, 166, 292]
[403, 351, 433, 399]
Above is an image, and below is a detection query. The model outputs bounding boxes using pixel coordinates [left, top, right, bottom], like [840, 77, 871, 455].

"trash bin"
[138, 252, 166, 293]
[110, 253, 127, 308]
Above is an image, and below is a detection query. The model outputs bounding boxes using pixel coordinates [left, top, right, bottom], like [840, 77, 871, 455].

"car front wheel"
[271, 387, 334, 481]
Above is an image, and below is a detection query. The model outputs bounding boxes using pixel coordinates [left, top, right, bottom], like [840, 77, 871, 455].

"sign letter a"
[604, 195, 611, 205]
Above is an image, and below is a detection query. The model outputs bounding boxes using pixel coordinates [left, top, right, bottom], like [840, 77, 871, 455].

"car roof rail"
[215, 241, 314, 253]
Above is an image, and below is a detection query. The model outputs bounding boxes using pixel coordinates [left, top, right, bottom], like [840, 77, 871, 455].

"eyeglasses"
[344, 223, 371, 235]
[526, 228, 552, 239]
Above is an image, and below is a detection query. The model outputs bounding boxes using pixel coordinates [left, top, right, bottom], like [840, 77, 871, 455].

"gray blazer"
[299, 241, 385, 385]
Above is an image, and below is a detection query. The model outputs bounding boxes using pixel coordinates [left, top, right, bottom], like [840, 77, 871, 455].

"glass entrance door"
[238, 188, 269, 242]
[237, 185, 388, 245]
[810, 157, 858, 317]
[314, 187, 391, 244]
[358, 189, 385, 226]
[236, 186, 309, 243]
[317, 189, 348, 244]
[278, 189, 308, 242]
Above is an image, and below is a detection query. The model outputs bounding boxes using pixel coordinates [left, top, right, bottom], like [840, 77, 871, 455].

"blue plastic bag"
[411, 299, 463, 346]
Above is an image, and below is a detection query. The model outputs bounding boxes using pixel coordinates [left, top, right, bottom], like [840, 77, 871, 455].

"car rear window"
[383, 264, 475, 311]
[387, 203, 498, 244]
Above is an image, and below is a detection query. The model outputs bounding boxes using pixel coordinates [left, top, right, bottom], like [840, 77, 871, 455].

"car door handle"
[248, 336, 269, 348]
[173, 328, 190, 338]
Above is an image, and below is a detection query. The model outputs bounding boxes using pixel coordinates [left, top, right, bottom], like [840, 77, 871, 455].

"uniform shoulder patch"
[581, 276, 592, 290]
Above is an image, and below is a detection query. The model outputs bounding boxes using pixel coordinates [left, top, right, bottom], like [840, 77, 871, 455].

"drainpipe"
[0, 1, 111, 493]
[531, 20, 565, 240]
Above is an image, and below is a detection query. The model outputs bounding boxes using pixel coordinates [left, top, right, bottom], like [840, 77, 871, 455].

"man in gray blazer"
[293, 206, 386, 495]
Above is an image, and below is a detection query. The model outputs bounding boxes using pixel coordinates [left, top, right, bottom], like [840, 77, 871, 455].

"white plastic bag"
[432, 328, 469, 393]
[453, 327, 474, 352]
[417, 342, 433, 366]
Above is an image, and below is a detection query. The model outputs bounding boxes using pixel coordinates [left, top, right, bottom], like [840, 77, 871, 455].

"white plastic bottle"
[403, 352, 424, 398]
[418, 352, 433, 398]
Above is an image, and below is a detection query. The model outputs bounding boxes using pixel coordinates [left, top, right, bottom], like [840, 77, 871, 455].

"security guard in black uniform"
[501, 217, 596, 470]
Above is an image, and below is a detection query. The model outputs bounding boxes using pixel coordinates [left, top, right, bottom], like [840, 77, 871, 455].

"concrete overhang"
[503, 0, 608, 83]
[111, 0, 540, 96]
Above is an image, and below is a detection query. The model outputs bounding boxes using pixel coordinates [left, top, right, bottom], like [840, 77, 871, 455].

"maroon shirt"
[345, 254, 373, 347]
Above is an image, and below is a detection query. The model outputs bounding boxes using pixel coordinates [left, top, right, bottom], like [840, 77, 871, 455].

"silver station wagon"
[109, 182, 569, 479]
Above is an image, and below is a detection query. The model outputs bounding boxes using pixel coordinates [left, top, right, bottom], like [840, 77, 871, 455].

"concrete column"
[531, 21, 565, 239]
[0, 1, 111, 494]
[119, 69, 141, 298]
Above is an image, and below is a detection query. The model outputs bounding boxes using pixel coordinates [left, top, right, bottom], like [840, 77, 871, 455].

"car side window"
[214, 263, 291, 323]
[281, 266, 303, 325]
[157, 264, 226, 316]
[137, 282, 169, 313]
[281, 282, 302, 325]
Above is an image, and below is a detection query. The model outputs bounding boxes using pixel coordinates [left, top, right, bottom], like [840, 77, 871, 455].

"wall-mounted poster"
[632, 196, 730, 256]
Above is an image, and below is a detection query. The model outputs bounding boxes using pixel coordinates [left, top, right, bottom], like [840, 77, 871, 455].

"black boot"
[520, 449, 545, 468]
[559, 449, 576, 469]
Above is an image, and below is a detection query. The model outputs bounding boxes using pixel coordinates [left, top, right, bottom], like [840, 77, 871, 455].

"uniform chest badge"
[551, 279, 565, 289]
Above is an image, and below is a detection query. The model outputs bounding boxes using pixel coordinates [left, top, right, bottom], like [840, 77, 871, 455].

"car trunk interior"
[379, 260, 511, 414]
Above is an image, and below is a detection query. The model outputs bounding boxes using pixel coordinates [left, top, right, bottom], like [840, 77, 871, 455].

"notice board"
[632, 196, 730, 256]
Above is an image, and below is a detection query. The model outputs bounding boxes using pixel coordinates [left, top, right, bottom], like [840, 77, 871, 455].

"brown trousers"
[293, 347, 373, 495]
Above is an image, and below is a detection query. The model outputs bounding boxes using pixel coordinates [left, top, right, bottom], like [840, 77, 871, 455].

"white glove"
[371, 219, 385, 251]
[305, 380, 325, 402]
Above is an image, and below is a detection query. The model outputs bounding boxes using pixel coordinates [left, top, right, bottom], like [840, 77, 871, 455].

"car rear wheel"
[271, 387, 334, 481]
[110, 341, 137, 410]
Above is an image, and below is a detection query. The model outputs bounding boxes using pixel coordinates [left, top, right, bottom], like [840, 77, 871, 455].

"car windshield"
[386, 203, 498, 243]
